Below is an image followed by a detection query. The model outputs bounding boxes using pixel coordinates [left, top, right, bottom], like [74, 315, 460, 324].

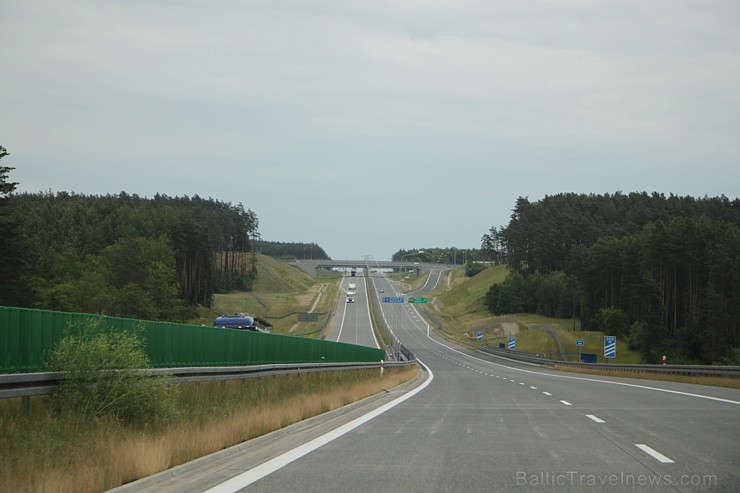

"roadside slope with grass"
[1, 365, 419, 493]
[420, 266, 740, 388]
[423, 264, 642, 364]
[190, 254, 342, 336]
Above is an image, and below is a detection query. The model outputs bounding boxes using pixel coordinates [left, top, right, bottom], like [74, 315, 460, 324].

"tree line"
[257, 241, 330, 260]
[484, 192, 740, 364]
[0, 146, 25, 307]
[392, 247, 484, 265]
[0, 150, 259, 321]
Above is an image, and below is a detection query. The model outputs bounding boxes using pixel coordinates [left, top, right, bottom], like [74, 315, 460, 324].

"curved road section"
[115, 270, 740, 493]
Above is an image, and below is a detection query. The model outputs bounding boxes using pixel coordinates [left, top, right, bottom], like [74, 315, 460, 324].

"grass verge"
[424, 265, 644, 364]
[554, 366, 740, 390]
[422, 264, 738, 384]
[206, 254, 343, 336]
[0, 365, 418, 493]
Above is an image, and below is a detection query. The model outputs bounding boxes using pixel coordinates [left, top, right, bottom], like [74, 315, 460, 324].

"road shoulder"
[108, 365, 429, 493]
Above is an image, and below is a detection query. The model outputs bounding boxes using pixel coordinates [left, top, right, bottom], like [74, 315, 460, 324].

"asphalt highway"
[115, 271, 740, 493]
[324, 274, 379, 348]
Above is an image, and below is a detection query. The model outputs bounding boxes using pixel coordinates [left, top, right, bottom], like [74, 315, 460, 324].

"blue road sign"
[476, 331, 483, 341]
[576, 339, 585, 347]
[382, 296, 405, 303]
[604, 336, 617, 359]
[508, 337, 516, 350]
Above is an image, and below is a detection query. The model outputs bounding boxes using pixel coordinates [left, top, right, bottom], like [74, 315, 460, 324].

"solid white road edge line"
[635, 444, 675, 464]
[202, 360, 434, 493]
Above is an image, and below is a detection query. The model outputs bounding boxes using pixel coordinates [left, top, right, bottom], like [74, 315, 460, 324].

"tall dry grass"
[0, 365, 418, 493]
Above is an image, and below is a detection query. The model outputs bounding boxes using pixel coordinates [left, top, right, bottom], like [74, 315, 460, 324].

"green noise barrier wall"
[0, 306, 384, 373]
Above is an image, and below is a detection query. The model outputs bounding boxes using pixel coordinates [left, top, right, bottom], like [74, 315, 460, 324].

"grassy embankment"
[0, 366, 418, 493]
[389, 268, 429, 293]
[190, 254, 343, 336]
[415, 264, 739, 388]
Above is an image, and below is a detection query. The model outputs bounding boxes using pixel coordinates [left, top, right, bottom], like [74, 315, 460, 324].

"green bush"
[46, 320, 178, 424]
[594, 307, 630, 338]
[464, 261, 486, 278]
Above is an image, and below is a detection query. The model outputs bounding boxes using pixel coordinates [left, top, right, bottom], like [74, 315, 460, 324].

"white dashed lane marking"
[635, 444, 675, 464]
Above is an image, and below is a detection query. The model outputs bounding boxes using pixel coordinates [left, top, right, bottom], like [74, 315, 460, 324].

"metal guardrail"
[0, 360, 416, 401]
[398, 345, 415, 362]
[478, 345, 740, 378]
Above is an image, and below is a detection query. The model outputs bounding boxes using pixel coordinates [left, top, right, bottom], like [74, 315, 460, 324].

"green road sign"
[407, 297, 428, 304]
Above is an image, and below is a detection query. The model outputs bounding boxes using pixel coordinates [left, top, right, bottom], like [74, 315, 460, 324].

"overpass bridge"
[289, 259, 444, 277]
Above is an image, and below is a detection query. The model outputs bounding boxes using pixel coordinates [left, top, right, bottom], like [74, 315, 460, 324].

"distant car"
[378, 289, 385, 293]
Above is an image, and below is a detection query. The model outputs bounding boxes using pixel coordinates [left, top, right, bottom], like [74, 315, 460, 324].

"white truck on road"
[346, 282, 357, 303]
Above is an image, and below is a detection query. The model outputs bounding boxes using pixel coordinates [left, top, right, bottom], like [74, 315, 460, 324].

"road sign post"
[298, 312, 319, 322]
[576, 338, 584, 360]
[604, 336, 617, 362]
[407, 297, 428, 304]
[508, 337, 516, 350]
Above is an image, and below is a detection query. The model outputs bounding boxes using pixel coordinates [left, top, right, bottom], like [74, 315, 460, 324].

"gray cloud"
[2, 0, 738, 259]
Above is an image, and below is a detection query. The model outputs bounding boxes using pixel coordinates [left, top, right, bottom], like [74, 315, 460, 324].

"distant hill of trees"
[0, 157, 259, 321]
[391, 247, 484, 265]
[484, 192, 740, 364]
[258, 241, 330, 261]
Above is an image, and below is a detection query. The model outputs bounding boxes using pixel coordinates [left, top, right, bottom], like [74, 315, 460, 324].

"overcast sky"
[2, 1, 739, 260]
